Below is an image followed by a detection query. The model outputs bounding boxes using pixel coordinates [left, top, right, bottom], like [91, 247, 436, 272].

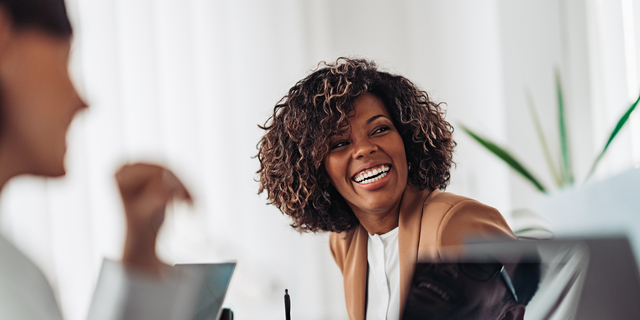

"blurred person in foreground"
[403, 258, 541, 320]
[0, 0, 194, 318]
[257, 58, 516, 320]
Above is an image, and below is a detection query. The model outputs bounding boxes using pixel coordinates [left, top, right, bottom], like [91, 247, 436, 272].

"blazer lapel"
[343, 225, 368, 320]
[397, 186, 433, 315]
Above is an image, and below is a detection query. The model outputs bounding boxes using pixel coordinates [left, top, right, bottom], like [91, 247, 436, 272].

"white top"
[0, 234, 205, 320]
[366, 227, 400, 320]
[0, 234, 63, 320]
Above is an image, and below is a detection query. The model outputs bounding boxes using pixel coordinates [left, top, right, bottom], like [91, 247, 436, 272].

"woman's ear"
[499, 303, 525, 320]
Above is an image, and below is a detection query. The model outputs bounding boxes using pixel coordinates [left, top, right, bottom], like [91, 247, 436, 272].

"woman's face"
[0, 29, 86, 177]
[323, 93, 408, 219]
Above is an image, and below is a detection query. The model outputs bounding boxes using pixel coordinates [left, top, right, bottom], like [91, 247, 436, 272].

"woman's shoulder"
[423, 189, 500, 216]
[419, 190, 516, 245]
[0, 236, 63, 319]
[426, 189, 485, 206]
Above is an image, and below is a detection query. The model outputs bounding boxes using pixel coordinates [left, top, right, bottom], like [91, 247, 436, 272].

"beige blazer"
[329, 186, 516, 320]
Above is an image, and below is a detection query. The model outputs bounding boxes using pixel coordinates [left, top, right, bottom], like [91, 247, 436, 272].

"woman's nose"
[352, 139, 378, 159]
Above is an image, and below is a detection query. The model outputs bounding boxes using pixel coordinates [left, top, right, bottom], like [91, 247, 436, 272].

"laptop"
[402, 237, 640, 320]
[87, 261, 235, 320]
[174, 263, 236, 320]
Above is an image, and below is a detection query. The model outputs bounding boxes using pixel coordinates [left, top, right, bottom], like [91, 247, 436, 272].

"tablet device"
[175, 263, 236, 320]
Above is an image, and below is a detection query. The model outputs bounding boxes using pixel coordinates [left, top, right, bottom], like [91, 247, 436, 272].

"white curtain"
[0, 0, 638, 319]
[586, 0, 640, 173]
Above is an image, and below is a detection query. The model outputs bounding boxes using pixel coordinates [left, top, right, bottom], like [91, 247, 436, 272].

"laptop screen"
[175, 263, 236, 320]
[402, 238, 640, 320]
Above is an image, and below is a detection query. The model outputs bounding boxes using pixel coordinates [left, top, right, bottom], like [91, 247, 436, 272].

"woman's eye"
[373, 126, 390, 134]
[332, 141, 349, 149]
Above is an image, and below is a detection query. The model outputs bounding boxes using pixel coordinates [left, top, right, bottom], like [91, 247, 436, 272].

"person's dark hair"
[505, 256, 542, 306]
[0, 0, 72, 36]
[257, 58, 455, 233]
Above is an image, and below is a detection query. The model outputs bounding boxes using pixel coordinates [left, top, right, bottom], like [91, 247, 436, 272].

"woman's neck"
[351, 201, 401, 235]
[351, 184, 433, 235]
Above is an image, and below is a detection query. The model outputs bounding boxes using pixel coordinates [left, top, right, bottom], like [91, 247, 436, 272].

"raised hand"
[116, 163, 192, 275]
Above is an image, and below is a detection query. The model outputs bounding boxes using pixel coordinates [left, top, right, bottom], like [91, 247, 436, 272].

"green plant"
[461, 73, 640, 193]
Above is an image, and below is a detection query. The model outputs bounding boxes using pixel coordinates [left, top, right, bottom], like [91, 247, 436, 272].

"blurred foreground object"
[117, 163, 192, 275]
[0, 0, 222, 318]
[174, 263, 236, 320]
[220, 308, 233, 320]
[533, 167, 640, 265]
[402, 237, 640, 320]
[88, 262, 236, 320]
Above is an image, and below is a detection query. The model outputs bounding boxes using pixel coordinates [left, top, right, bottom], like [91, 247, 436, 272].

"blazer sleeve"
[436, 199, 516, 247]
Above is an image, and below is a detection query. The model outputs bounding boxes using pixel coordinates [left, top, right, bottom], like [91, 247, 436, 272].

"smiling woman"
[257, 58, 518, 320]
[324, 93, 409, 235]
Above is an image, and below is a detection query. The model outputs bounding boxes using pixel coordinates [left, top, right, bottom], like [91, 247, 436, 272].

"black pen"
[284, 289, 291, 320]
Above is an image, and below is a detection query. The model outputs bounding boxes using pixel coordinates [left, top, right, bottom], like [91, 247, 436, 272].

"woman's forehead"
[327, 97, 392, 134]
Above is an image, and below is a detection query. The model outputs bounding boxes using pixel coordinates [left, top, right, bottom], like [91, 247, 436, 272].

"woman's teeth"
[354, 165, 390, 184]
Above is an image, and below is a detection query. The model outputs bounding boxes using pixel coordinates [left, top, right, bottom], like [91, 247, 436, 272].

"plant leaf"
[460, 125, 547, 193]
[586, 92, 640, 180]
[526, 89, 562, 187]
[556, 71, 574, 185]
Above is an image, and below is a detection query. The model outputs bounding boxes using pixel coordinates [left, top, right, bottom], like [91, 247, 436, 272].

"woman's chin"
[47, 159, 67, 177]
[32, 165, 66, 178]
[29, 155, 66, 177]
[48, 167, 66, 177]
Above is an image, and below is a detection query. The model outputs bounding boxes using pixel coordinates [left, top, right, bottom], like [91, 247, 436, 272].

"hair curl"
[257, 58, 455, 233]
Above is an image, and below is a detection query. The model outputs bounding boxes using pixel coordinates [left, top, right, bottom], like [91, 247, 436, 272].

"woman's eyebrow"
[366, 114, 388, 125]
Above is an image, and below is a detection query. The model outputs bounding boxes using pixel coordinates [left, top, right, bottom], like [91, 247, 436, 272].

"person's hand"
[116, 163, 192, 275]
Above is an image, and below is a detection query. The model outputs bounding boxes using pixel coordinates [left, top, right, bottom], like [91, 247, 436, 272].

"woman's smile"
[323, 93, 408, 224]
[352, 162, 392, 190]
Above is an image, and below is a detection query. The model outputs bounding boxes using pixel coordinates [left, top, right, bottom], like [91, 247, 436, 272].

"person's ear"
[499, 303, 525, 320]
[0, 4, 13, 58]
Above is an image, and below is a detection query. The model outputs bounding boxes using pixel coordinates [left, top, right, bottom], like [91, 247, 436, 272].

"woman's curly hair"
[257, 58, 455, 233]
